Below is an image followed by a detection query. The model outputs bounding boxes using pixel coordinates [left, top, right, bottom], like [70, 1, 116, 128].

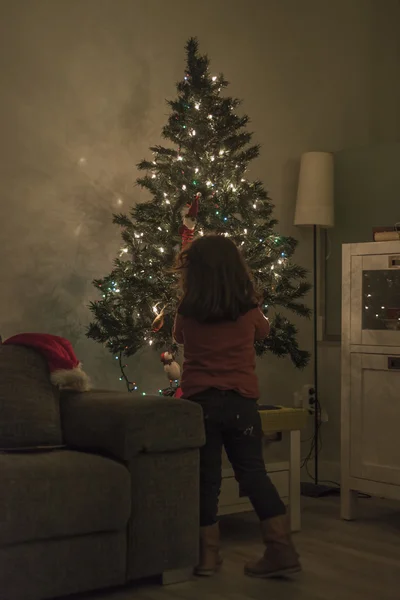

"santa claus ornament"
[179, 193, 200, 247]
[3, 333, 91, 392]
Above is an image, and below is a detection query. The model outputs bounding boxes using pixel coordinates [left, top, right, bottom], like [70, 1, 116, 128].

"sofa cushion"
[0, 450, 131, 545]
[0, 345, 63, 449]
[61, 391, 205, 460]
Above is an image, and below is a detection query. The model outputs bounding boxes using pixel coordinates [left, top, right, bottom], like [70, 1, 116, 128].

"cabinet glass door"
[363, 270, 400, 331]
[351, 253, 400, 346]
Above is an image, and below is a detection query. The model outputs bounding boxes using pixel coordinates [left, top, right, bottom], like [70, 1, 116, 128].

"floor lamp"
[294, 152, 334, 496]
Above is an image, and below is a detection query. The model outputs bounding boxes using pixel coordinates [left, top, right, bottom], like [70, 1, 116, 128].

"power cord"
[301, 399, 370, 498]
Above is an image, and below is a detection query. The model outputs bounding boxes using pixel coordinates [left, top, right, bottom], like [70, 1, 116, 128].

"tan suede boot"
[194, 523, 223, 576]
[244, 514, 301, 578]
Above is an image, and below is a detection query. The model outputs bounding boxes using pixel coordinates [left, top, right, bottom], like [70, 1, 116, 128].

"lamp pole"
[313, 224, 319, 485]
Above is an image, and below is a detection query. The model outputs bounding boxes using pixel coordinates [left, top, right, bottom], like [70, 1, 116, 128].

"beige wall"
[0, 0, 399, 468]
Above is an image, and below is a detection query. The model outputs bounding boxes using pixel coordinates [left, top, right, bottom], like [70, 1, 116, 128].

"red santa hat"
[3, 333, 91, 392]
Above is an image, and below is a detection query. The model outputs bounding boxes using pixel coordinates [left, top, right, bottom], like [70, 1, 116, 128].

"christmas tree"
[87, 38, 311, 393]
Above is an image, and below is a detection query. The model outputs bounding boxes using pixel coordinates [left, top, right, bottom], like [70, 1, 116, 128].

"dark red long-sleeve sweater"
[173, 307, 269, 399]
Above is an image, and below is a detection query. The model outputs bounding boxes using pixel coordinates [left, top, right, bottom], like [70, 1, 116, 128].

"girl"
[173, 234, 301, 579]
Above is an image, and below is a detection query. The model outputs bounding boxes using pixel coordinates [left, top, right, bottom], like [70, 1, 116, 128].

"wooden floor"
[73, 496, 400, 600]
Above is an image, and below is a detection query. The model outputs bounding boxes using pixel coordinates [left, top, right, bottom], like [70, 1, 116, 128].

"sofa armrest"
[60, 390, 205, 461]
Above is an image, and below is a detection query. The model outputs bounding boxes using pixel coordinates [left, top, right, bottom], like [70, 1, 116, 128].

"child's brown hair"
[175, 234, 259, 323]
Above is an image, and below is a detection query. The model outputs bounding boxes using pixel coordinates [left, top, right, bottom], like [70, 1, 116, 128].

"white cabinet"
[341, 241, 400, 519]
[350, 353, 400, 486]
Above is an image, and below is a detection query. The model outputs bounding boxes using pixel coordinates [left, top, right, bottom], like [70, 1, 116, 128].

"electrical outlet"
[301, 384, 315, 410]
[298, 383, 329, 422]
[308, 387, 316, 406]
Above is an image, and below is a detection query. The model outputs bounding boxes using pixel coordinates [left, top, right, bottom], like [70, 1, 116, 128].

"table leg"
[289, 429, 301, 532]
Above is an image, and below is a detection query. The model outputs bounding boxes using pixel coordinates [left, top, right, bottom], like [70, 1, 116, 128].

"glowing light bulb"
[195, 167, 199, 173]
[244, 229, 248, 234]
[253, 204, 257, 209]
[182, 184, 187, 190]
[208, 114, 213, 119]
[152, 174, 156, 179]
[121, 248, 128, 254]
[212, 76, 217, 81]
[219, 149, 224, 156]
[381, 306, 385, 309]
[153, 306, 158, 314]
[177, 155, 183, 161]
[210, 156, 215, 161]
[190, 129, 196, 136]
[159, 247, 164, 253]
[241, 178, 245, 182]
[199, 229, 204, 236]
[206, 180, 212, 187]
[158, 226, 162, 231]
[165, 199, 170, 204]
[271, 265, 275, 270]
[195, 102, 200, 110]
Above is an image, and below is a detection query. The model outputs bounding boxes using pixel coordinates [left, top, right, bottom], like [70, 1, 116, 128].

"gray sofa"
[0, 345, 205, 600]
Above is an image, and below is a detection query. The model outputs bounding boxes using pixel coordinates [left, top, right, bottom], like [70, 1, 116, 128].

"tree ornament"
[179, 193, 201, 247]
[160, 351, 181, 381]
[152, 306, 165, 332]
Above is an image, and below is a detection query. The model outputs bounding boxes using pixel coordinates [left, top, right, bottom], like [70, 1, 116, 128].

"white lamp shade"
[294, 152, 334, 228]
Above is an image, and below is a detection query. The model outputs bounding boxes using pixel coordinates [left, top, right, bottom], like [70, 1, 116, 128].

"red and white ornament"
[178, 193, 200, 247]
[160, 351, 181, 381]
